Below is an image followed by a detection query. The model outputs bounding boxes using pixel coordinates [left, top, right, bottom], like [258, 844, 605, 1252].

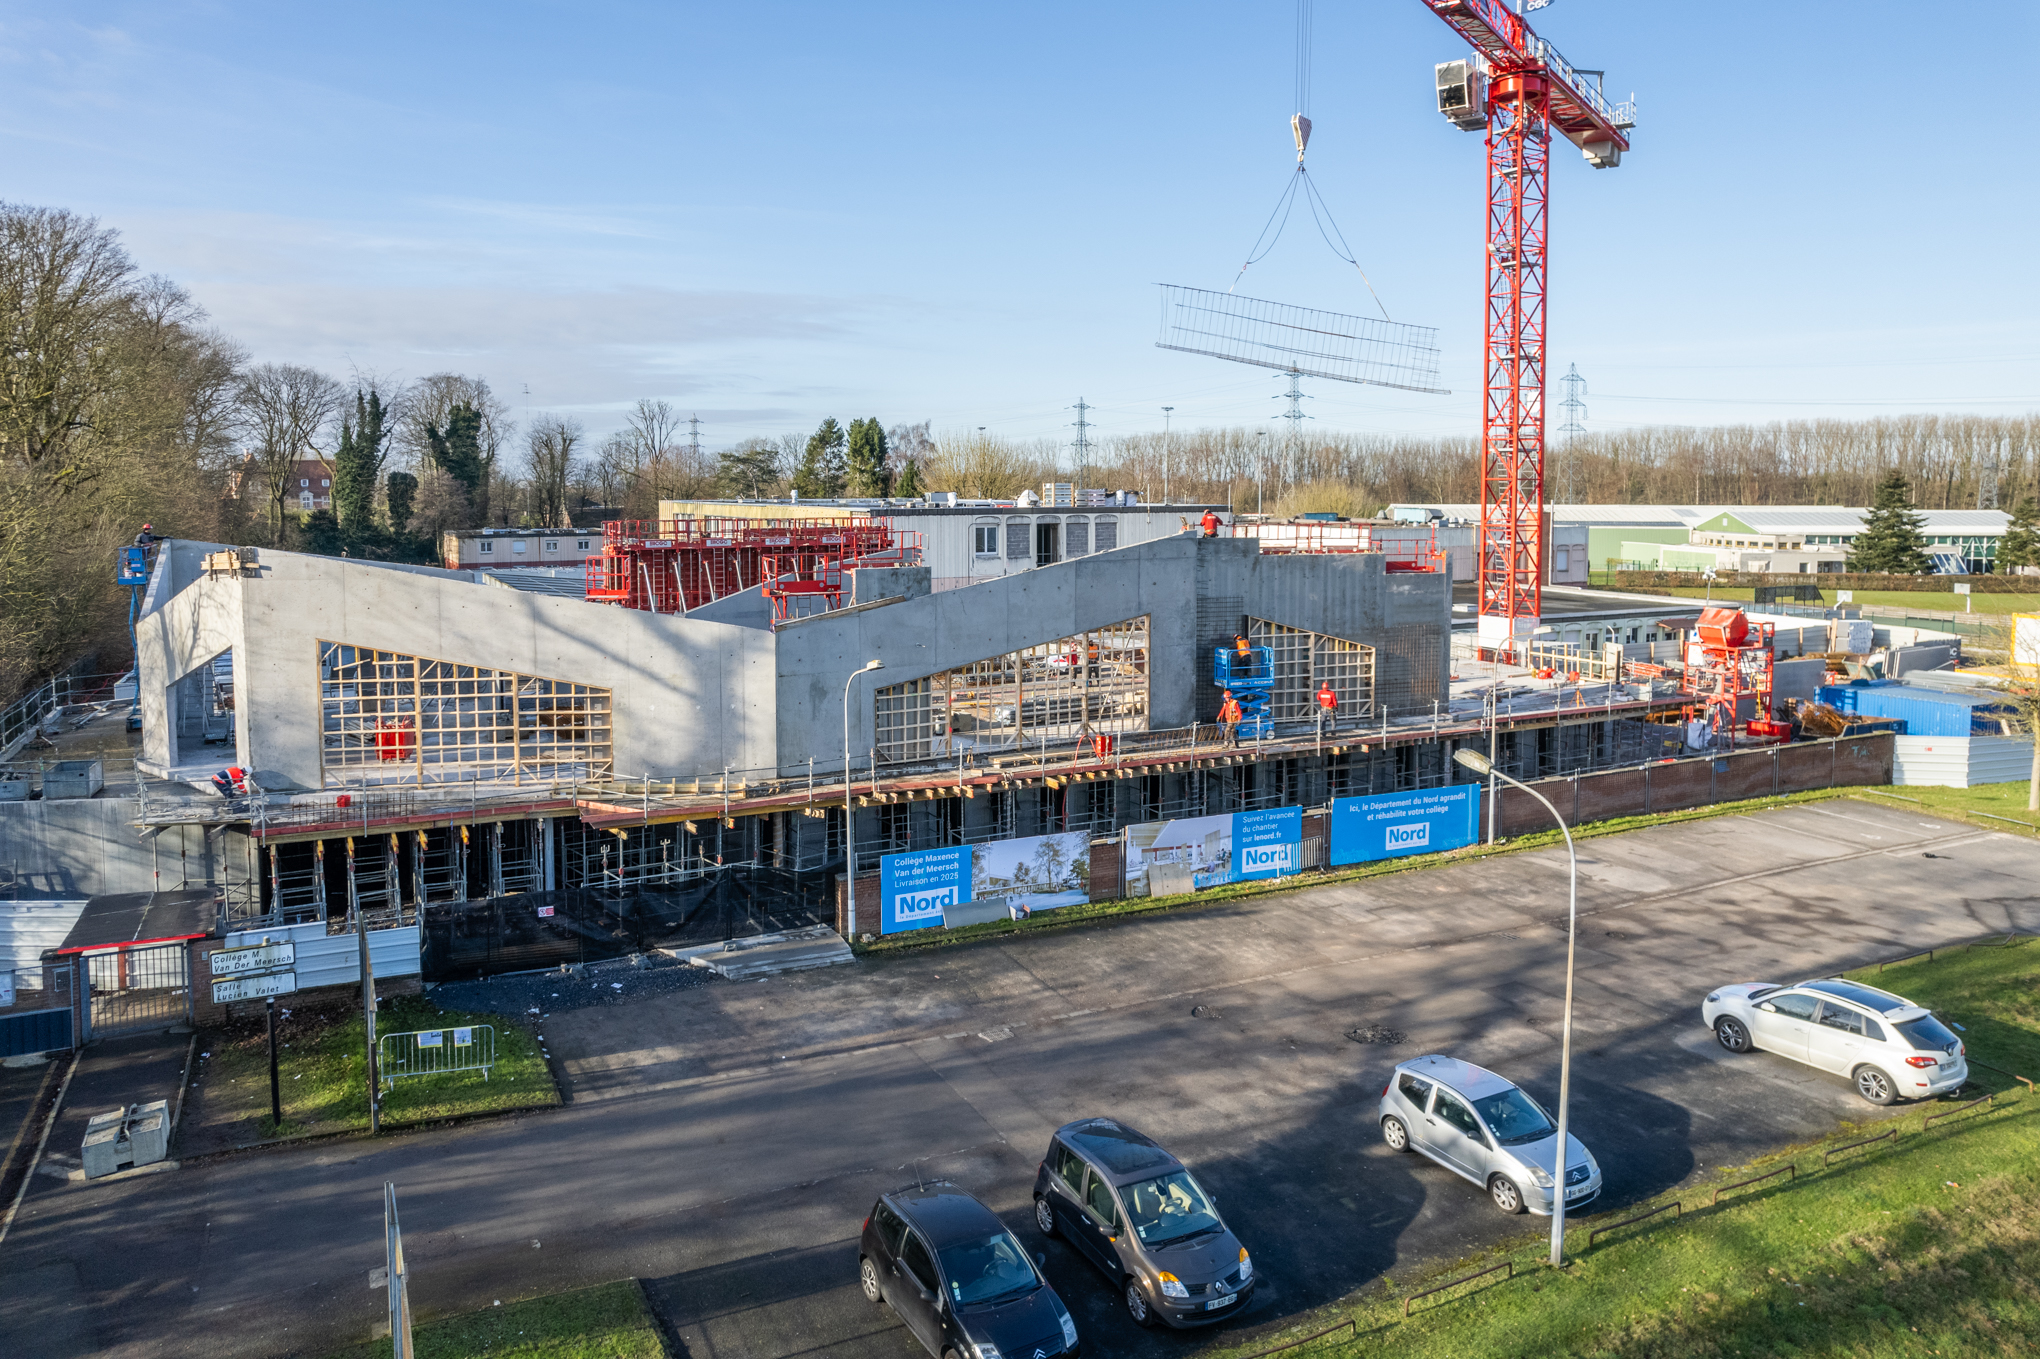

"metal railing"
[0, 670, 130, 759]
[378, 1025, 496, 1089]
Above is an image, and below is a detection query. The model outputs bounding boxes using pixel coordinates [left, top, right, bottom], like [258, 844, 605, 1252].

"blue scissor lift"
[1213, 644, 1275, 740]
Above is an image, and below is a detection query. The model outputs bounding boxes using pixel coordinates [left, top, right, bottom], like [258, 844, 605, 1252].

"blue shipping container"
[1815, 684, 2009, 738]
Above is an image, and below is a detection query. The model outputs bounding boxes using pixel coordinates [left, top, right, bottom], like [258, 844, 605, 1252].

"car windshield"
[1122, 1170, 1223, 1247]
[939, 1230, 1039, 1308]
[1472, 1088, 1556, 1146]
[1895, 1013, 1960, 1053]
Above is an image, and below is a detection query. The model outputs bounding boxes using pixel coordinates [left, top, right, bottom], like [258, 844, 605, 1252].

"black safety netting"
[420, 866, 835, 981]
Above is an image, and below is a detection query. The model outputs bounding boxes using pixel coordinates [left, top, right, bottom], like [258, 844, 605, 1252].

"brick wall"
[1480, 735, 1895, 834]
[1088, 838, 1122, 902]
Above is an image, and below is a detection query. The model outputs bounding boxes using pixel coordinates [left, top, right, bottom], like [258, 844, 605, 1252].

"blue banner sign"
[1329, 786, 1479, 867]
[879, 845, 972, 934]
[1233, 806, 1303, 881]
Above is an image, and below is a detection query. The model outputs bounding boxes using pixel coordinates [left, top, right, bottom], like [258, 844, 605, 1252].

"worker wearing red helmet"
[1315, 680, 1338, 735]
[1217, 689, 1243, 747]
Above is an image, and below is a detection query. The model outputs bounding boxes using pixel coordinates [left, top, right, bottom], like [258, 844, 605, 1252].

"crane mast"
[1422, 0, 1632, 657]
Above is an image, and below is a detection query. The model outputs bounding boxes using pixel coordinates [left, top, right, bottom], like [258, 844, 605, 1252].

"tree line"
[911, 416, 2040, 519]
[4, 197, 2037, 708]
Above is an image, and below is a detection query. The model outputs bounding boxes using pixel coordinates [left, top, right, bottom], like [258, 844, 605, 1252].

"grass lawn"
[324, 1278, 665, 1359]
[1206, 940, 2040, 1359]
[1847, 781, 2040, 835]
[197, 993, 558, 1141]
[1608, 583, 2040, 617]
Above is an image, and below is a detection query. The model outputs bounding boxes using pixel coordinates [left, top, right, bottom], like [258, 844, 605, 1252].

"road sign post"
[266, 997, 281, 1127]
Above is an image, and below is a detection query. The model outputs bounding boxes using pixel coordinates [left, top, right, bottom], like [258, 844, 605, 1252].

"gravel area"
[427, 951, 722, 1023]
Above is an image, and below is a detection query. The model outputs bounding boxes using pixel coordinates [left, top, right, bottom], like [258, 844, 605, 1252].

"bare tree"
[399, 372, 512, 522]
[237, 363, 343, 543]
[0, 204, 140, 477]
[525, 414, 582, 528]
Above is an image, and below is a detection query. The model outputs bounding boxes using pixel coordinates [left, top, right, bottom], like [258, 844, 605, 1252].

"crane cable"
[1228, 0, 1393, 322]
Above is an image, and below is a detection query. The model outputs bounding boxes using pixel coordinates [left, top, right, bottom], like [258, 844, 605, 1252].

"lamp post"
[843, 659, 885, 938]
[1453, 746, 1578, 1268]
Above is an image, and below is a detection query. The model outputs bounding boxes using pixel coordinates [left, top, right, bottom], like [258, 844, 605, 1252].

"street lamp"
[843, 659, 885, 938]
[1452, 746, 1578, 1268]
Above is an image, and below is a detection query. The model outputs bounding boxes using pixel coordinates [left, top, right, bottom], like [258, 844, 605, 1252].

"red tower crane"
[1421, 0, 1633, 657]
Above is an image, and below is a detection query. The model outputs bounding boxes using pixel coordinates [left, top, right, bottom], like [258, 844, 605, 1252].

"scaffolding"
[874, 617, 1154, 763]
[1234, 519, 1447, 573]
[584, 515, 921, 621]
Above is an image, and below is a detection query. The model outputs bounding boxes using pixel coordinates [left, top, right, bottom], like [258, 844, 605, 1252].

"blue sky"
[4, 1, 2034, 454]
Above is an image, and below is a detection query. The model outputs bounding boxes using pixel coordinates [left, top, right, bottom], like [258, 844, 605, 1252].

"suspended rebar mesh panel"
[1156, 285, 1446, 393]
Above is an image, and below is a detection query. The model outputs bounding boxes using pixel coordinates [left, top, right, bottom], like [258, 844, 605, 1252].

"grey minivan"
[1377, 1054, 1602, 1215]
[1031, 1118, 1255, 1329]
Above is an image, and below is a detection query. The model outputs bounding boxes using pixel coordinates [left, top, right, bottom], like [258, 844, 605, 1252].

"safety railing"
[377, 1024, 495, 1089]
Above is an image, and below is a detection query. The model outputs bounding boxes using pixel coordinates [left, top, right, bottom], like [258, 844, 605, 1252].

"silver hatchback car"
[1377, 1054, 1602, 1215]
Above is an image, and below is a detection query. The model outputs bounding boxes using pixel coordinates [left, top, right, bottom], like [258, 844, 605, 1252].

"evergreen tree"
[299, 508, 344, 556]
[845, 416, 891, 497]
[1997, 498, 2040, 573]
[791, 417, 846, 498]
[1848, 471, 1931, 574]
[332, 389, 389, 532]
[893, 456, 924, 500]
[385, 471, 418, 531]
[716, 439, 781, 498]
[425, 403, 486, 524]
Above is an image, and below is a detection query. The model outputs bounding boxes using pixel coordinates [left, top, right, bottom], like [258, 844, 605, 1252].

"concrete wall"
[774, 536, 1452, 772]
[0, 799, 234, 898]
[135, 535, 1449, 792]
[137, 541, 780, 790]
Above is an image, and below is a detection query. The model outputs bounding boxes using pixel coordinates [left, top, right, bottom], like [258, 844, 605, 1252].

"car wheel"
[1034, 1195, 1059, 1238]
[1489, 1175, 1525, 1215]
[1714, 1016, 1752, 1053]
[859, 1256, 883, 1304]
[943, 1349, 963, 1359]
[1125, 1279, 1157, 1328]
[1382, 1116, 1410, 1152]
[1855, 1065, 1896, 1105]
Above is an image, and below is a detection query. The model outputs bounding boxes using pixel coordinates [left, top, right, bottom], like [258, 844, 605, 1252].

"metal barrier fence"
[378, 1025, 496, 1088]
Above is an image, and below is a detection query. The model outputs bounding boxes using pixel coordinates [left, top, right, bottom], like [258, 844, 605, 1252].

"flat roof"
[55, 889, 217, 953]
[1397, 503, 2012, 535]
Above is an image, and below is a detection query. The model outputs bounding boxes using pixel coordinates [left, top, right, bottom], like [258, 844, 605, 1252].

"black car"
[1031, 1118, 1255, 1329]
[859, 1183, 1081, 1359]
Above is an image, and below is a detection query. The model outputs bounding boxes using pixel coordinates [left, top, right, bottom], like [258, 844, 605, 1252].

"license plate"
[1206, 1294, 1238, 1310]
[1566, 1185, 1593, 1200]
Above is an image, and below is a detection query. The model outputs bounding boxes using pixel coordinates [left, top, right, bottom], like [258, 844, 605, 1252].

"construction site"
[0, 0, 2008, 1048]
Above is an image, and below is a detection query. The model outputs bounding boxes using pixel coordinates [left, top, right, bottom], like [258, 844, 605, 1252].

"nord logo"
[1386, 822, 1430, 849]
[894, 887, 954, 919]
[1241, 844, 1293, 869]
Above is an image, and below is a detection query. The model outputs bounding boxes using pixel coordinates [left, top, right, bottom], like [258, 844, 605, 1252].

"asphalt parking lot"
[3, 799, 2036, 1358]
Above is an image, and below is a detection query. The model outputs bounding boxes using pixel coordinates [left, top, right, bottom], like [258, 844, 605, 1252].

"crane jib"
[1425, 0, 1631, 150]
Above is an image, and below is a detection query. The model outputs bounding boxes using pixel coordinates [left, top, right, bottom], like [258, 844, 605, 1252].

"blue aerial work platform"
[1213, 644, 1275, 740]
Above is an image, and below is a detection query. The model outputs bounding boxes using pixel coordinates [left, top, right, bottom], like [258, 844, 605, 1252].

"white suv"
[1701, 977, 1968, 1105]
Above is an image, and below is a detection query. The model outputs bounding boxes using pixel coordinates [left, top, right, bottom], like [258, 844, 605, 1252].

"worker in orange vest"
[1315, 680, 1338, 735]
[1217, 689, 1243, 747]
[1200, 509, 1220, 538]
